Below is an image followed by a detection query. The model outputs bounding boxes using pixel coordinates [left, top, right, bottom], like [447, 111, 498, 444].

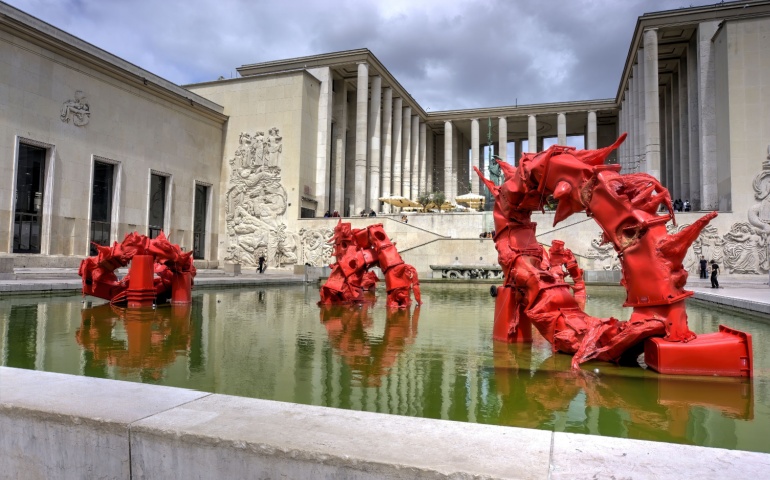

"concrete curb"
[2, 367, 769, 479]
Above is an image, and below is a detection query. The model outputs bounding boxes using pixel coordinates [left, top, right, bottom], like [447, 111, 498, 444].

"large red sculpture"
[79, 232, 196, 307]
[319, 221, 421, 308]
[477, 134, 753, 377]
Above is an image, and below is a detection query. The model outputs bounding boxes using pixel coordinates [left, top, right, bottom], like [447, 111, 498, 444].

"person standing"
[699, 256, 708, 279]
[710, 260, 720, 288]
[258, 254, 266, 274]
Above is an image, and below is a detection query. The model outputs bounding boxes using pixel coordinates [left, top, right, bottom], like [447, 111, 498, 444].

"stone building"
[1, 1, 769, 277]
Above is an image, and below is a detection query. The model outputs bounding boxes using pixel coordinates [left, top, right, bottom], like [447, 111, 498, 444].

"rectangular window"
[193, 184, 208, 259]
[148, 174, 166, 239]
[13, 144, 46, 253]
[90, 161, 114, 255]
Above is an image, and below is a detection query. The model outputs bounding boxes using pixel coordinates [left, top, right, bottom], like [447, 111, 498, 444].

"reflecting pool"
[1, 284, 768, 453]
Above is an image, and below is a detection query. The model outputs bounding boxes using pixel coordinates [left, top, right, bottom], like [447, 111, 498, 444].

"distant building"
[1, 1, 768, 276]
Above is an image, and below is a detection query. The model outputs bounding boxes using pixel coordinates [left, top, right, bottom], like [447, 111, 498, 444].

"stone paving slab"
[131, 393, 553, 479]
[689, 286, 770, 316]
[550, 431, 770, 480]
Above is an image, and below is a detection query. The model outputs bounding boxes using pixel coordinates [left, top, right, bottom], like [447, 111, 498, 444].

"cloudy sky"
[8, 0, 716, 111]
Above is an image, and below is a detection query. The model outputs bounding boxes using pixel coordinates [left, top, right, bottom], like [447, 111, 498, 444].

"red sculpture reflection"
[76, 303, 192, 380]
[319, 221, 421, 308]
[492, 341, 753, 440]
[476, 134, 753, 376]
[79, 232, 196, 307]
[319, 303, 420, 386]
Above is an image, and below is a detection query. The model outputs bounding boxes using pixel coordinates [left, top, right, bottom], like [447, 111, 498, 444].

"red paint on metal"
[476, 134, 753, 376]
[79, 231, 196, 307]
[319, 221, 421, 308]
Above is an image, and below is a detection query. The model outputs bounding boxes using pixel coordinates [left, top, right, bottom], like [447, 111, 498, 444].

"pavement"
[0, 267, 767, 317]
[0, 267, 308, 295]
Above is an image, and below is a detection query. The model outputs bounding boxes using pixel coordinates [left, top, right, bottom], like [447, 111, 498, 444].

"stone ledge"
[2, 367, 769, 479]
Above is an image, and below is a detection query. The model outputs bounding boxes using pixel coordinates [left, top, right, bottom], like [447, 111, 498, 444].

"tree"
[432, 190, 446, 211]
[417, 191, 432, 211]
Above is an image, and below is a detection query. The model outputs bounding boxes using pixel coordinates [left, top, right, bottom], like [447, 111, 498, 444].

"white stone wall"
[0, 28, 225, 258]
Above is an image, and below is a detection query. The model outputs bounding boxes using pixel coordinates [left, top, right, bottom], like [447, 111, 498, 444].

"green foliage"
[432, 190, 446, 208]
[417, 191, 432, 208]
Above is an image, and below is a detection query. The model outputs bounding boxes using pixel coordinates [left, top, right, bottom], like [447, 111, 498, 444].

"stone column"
[471, 118, 480, 194]
[643, 28, 661, 180]
[411, 115, 419, 199]
[354, 62, 369, 215]
[557, 113, 567, 145]
[402, 106, 412, 199]
[381, 87, 393, 213]
[678, 57, 691, 202]
[426, 128, 434, 193]
[332, 79, 347, 214]
[636, 48, 646, 174]
[672, 72, 682, 199]
[368, 75, 382, 212]
[392, 97, 403, 197]
[698, 20, 720, 210]
[419, 122, 427, 195]
[687, 37, 701, 210]
[498, 116, 508, 162]
[587, 111, 597, 150]
[527, 115, 537, 153]
[628, 69, 635, 168]
[313, 67, 333, 214]
[444, 121, 453, 201]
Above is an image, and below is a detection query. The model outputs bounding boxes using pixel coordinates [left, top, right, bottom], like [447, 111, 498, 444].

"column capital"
[528, 114, 536, 118]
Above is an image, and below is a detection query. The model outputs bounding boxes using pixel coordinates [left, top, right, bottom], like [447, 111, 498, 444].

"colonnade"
[326, 64, 605, 216]
[616, 24, 723, 211]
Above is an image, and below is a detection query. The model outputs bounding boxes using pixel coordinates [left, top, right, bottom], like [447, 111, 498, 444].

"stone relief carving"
[584, 233, 619, 271]
[300, 227, 334, 267]
[224, 128, 297, 268]
[60, 90, 90, 126]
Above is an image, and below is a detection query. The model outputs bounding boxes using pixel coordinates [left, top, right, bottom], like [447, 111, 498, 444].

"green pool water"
[1, 284, 768, 453]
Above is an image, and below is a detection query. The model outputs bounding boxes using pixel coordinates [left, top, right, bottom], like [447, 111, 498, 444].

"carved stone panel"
[60, 91, 90, 126]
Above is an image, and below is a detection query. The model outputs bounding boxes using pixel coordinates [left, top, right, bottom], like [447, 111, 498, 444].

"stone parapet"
[2, 367, 769, 479]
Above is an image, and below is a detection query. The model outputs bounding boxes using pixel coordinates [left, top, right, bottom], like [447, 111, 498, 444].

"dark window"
[300, 207, 316, 218]
[13, 144, 46, 253]
[193, 184, 208, 259]
[148, 174, 166, 239]
[90, 162, 114, 255]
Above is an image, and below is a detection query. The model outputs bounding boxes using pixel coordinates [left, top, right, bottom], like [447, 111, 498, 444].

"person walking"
[699, 256, 708, 279]
[258, 254, 266, 274]
[710, 260, 720, 288]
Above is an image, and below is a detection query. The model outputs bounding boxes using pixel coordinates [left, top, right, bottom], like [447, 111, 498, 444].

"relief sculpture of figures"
[476, 133, 753, 377]
[225, 128, 299, 269]
[319, 221, 421, 308]
[60, 90, 90, 126]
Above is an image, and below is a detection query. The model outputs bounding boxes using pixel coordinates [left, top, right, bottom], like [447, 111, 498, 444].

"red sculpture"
[476, 134, 753, 377]
[79, 232, 196, 307]
[319, 221, 421, 308]
[546, 240, 586, 303]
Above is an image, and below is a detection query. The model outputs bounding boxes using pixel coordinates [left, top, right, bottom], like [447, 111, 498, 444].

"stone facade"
[1, 1, 769, 278]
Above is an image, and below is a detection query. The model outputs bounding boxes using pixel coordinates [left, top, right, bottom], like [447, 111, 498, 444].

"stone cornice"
[0, 1, 228, 124]
[236, 49, 428, 118]
[616, 0, 770, 103]
[424, 99, 617, 124]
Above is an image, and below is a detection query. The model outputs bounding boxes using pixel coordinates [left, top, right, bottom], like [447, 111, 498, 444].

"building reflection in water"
[491, 339, 753, 444]
[76, 303, 192, 381]
[319, 297, 420, 387]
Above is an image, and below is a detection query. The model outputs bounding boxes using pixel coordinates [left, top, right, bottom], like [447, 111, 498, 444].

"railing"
[13, 212, 41, 253]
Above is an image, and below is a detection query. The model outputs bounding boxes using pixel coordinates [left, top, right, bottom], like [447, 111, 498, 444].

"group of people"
[323, 210, 341, 218]
[673, 199, 691, 212]
[699, 256, 720, 288]
[479, 231, 495, 239]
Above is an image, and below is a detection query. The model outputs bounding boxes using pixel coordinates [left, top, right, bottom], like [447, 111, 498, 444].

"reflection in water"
[492, 339, 753, 446]
[320, 300, 419, 387]
[0, 285, 767, 453]
[76, 304, 192, 381]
